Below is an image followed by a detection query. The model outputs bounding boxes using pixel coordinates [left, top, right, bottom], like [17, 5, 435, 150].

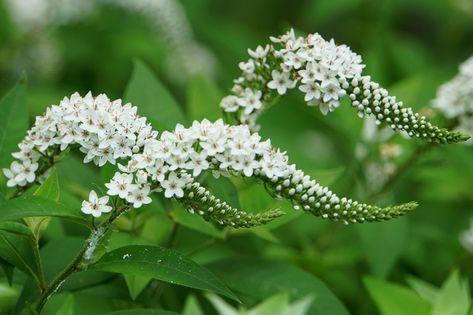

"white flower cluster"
[220, 29, 364, 125]
[221, 29, 468, 144]
[3, 92, 156, 188]
[4, 93, 416, 225]
[433, 56, 473, 144]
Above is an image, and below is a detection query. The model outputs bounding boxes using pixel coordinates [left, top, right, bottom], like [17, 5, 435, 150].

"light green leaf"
[187, 74, 223, 121]
[25, 168, 61, 238]
[431, 270, 471, 315]
[406, 276, 438, 304]
[283, 294, 315, 315]
[33, 168, 60, 201]
[248, 293, 289, 315]
[183, 295, 204, 315]
[124, 274, 151, 301]
[0, 79, 27, 169]
[356, 217, 407, 278]
[364, 277, 431, 315]
[54, 294, 74, 315]
[91, 245, 238, 301]
[205, 294, 239, 315]
[209, 258, 349, 315]
[124, 60, 186, 131]
[0, 196, 87, 225]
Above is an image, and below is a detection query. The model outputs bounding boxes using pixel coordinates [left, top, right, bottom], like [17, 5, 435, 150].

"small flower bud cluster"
[432, 56, 473, 144]
[4, 93, 416, 226]
[221, 29, 468, 143]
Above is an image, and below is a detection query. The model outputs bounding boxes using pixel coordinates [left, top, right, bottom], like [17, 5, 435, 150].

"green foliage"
[0, 79, 27, 169]
[124, 60, 186, 131]
[91, 245, 239, 301]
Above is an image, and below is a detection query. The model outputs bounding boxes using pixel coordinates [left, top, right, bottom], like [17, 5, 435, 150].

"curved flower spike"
[221, 29, 469, 143]
[3, 93, 415, 227]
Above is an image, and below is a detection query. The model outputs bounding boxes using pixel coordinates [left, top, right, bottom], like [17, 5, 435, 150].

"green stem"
[35, 205, 130, 313]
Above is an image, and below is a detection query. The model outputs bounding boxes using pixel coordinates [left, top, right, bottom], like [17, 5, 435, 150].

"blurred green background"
[0, 0, 473, 314]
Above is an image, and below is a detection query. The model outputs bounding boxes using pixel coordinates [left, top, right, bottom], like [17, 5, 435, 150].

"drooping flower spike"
[221, 29, 470, 144]
[3, 93, 415, 227]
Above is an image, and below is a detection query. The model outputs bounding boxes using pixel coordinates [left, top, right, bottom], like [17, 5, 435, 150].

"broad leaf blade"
[209, 258, 349, 315]
[124, 60, 186, 131]
[0, 196, 87, 225]
[431, 270, 471, 315]
[33, 168, 60, 201]
[0, 80, 27, 169]
[364, 277, 431, 315]
[91, 245, 238, 301]
[187, 74, 223, 121]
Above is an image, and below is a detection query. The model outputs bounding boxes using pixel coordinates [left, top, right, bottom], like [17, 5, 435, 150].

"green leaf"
[205, 294, 238, 315]
[248, 293, 289, 315]
[0, 79, 27, 169]
[206, 176, 240, 209]
[103, 310, 180, 315]
[91, 245, 238, 301]
[356, 217, 407, 278]
[54, 294, 74, 315]
[363, 277, 431, 315]
[124, 274, 151, 301]
[170, 205, 226, 239]
[431, 270, 471, 315]
[406, 276, 439, 304]
[25, 168, 61, 238]
[0, 222, 42, 286]
[0, 196, 87, 225]
[33, 168, 60, 201]
[124, 60, 186, 131]
[0, 257, 14, 285]
[186, 74, 223, 121]
[183, 295, 204, 315]
[283, 294, 315, 315]
[209, 258, 349, 315]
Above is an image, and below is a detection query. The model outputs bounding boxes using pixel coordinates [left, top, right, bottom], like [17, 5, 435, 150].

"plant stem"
[35, 205, 130, 313]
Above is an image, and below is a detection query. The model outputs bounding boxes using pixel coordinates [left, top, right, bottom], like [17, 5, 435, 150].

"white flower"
[299, 82, 321, 102]
[248, 45, 270, 59]
[81, 190, 112, 218]
[267, 70, 297, 95]
[105, 172, 134, 198]
[161, 172, 186, 198]
[127, 185, 152, 208]
[220, 95, 240, 112]
[187, 151, 209, 177]
[239, 89, 263, 115]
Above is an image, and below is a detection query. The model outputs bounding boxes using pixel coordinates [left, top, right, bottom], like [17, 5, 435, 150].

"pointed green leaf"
[183, 295, 204, 315]
[364, 277, 431, 315]
[0, 196, 87, 225]
[124, 274, 151, 300]
[124, 60, 186, 131]
[248, 293, 290, 315]
[406, 276, 439, 304]
[91, 245, 238, 301]
[187, 74, 223, 121]
[209, 258, 349, 315]
[0, 222, 42, 286]
[54, 294, 74, 315]
[0, 79, 28, 169]
[33, 168, 59, 201]
[431, 271, 471, 315]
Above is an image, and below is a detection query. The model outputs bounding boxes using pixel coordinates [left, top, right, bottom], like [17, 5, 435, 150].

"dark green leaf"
[209, 258, 349, 315]
[124, 60, 186, 131]
[103, 310, 180, 315]
[0, 196, 87, 225]
[186, 74, 223, 121]
[364, 277, 431, 315]
[0, 222, 42, 286]
[0, 80, 27, 169]
[91, 245, 238, 301]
